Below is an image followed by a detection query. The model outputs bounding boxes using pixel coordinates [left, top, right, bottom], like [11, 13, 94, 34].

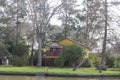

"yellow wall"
[57, 38, 89, 58]
[58, 39, 80, 46]
[46, 38, 89, 58]
[85, 48, 89, 58]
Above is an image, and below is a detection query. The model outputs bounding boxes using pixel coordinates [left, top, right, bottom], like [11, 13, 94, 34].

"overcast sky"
[50, 0, 120, 26]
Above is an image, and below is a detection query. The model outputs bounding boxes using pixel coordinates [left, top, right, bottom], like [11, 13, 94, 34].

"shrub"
[96, 64, 108, 71]
[11, 43, 29, 57]
[84, 54, 100, 67]
[82, 58, 91, 67]
[11, 55, 29, 66]
[106, 54, 116, 68]
[61, 45, 85, 67]
[11, 42, 29, 66]
[54, 58, 64, 67]
[114, 57, 120, 68]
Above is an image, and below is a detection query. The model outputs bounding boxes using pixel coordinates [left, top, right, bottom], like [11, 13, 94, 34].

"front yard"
[0, 66, 119, 75]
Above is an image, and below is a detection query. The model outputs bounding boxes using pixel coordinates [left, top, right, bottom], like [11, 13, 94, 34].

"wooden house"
[45, 43, 63, 58]
[45, 38, 89, 58]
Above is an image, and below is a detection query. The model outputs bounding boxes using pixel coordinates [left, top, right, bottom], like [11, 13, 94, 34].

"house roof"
[49, 43, 63, 48]
[57, 38, 89, 49]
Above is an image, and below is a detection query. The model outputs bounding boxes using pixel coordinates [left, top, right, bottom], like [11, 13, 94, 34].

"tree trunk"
[99, 0, 108, 73]
[73, 57, 86, 71]
[37, 36, 42, 67]
[30, 36, 34, 66]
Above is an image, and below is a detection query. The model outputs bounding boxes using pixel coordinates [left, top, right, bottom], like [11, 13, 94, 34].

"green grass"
[46, 67, 120, 75]
[0, 66, 119, 75]
[0, 66, 44, 73]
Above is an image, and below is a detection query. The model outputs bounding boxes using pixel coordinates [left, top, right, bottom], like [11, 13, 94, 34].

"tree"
[58, 0, 79, 38]
[106, 1, 120, 55]
[11, 41, 29, 57]
[47, 25, 64, 42]
[99, 0, 108, 73]
[78, 0, 105, 48]
[0, 0, 27, 35]
[26, 0, 65, 67]
[61, 45, 85, 67]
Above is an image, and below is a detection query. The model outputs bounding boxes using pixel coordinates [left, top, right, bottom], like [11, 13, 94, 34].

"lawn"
[0, 66, 120, 75]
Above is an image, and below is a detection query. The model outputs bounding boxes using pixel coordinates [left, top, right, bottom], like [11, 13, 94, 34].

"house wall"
[45, 48, 62, 58]
[45, 38, 89, 59]
[57, 39, 89, 58]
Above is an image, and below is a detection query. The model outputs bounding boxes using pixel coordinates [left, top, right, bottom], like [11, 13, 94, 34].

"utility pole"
[99, 0, 108, 73]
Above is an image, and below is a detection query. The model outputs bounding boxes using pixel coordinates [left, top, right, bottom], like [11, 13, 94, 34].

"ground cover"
[0, 66, 119, 75]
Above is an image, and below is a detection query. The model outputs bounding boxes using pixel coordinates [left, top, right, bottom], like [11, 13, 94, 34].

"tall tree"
[107, 1, 120, 55]
[58, 0, 79, 38]
[26, 0, 65, 67]
[47, 25, 64, 42]
[0, 0, 27, 43]
[99, 0, 108, 73]
[72, 0, 105, 50]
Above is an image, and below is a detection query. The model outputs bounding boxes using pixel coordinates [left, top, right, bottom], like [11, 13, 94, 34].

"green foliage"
[11, 55, 29, 66]
[0, 18, 10, 24]
[11, 42, 29, 57]
[0, 26, 30, 66]
[105, 54, 120, 69]
[33, 50, 38, 66]
[106, 54, 116, 68]
[61, 45, 85, 67]
[82, 54, 100, 67]
[54, 58, 64, 67]
[89, 54, 108, 71]
[82, 58, 91, 67]
[89, 54, 100, 67]
[0, 43, 11, 59]
[97, 65, 108, 71]
[0, 43, 9, 54]
[114, 57, 120, 69]
[0, 27, 15, 43]
[10, 42, 29, 66]
[0, 27, 15, 54]
[47, 25, 64, 42]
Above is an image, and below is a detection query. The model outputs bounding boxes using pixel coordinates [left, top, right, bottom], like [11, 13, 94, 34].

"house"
[45, 38, 89, 58]
[45, 43, 63, 58]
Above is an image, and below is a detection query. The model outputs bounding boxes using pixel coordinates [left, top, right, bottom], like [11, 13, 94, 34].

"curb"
[45, 74, 120, 78]
[0, 72, 120, 78]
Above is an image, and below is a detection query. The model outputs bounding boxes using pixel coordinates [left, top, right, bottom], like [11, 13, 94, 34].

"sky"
[50, 0, 120, 26]
[50, 0, 120, 51]
[50, 0, 83, 26]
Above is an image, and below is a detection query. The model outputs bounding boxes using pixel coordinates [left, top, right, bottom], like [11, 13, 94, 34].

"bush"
[106, 54, 116, 68]
[32, 50, 38, 66]
[54, 58, 64, 67]
[83, 54, 100, 67]
[10, 42, 29, 66]
[11, 55, 29, 66]
[114, 57, 120, 68]
[61, 45, 85, 67]
[11, 43, 29, 57]
[82, 58, 91, 67]
[95, 64, 108, 71]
